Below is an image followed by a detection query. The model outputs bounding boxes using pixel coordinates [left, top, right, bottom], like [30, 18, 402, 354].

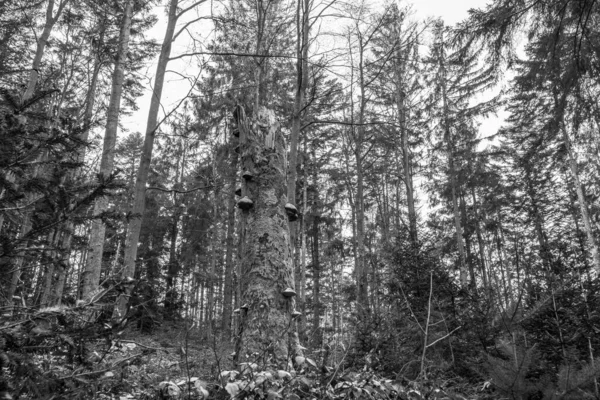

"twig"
[425, 327, 461, 349]
[59, 354, 142, 380]
[419, 271, 433, 378]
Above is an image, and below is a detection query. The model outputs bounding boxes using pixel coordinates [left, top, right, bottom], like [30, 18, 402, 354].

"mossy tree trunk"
[234, 107, 299, 368]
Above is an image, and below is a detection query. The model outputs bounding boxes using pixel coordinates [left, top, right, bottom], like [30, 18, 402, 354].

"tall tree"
[114, 0, 209, 319]
[81, 0, 134, 300]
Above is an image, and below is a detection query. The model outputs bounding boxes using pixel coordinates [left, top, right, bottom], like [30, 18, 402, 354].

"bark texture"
[235, 107, 296, 368]
[116, 0, 180, 318]
[82, 0, 133, 300]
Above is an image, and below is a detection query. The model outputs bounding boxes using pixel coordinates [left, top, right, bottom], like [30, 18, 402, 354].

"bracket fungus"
[282, 287, 296, 298]
[285, 203, 299, 222]
[237, 196, 254, 210]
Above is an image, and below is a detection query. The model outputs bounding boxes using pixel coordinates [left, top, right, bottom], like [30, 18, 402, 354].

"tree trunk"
[561, 121, 600, 273]
[355, 31, 369, 314]
[221, 144, 238, 339]
[114, 0, 180, 319]
[288, 0, 310, 343]
[460, 193, 477, 288]
[234, 107, 298, 368]
[298, 161, 308, 341]
[206, 187, 220, 337]
[440, 59, 468, 287]
[22, 0, 68, 103]
[163, 203, 181, 315]
[311, 175, 321, 347]
[471, 188, 489, 291]
[393, 22, 417, 244]
[82, 0, 133, 300]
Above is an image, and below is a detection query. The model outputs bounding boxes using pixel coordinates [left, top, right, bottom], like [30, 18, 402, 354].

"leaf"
[408, 389, 423, 399]
[59, 334, 75, 347]
[158, 381, 181, 399]
[267, 389, 282, 400]
[305, 358, 317, 369]
[220, 371, 231, 378]
[299, 376, 313, 390]
[225, 382, 240, 399]
[100, 371, 115, 380]
[277, 370, 291, 379]
[195, 380, 210, 399]
[194, 379, 208, 388]
[294, 356, 305, 366]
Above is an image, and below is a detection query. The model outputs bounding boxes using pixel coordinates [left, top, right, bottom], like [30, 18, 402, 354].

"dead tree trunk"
[234, 107, 300, 368]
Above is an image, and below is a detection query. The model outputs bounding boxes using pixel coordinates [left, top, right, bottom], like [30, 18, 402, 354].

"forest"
[1, 0, 600, 399]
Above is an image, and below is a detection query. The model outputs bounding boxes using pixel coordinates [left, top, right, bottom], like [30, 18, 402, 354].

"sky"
[412, 0, 485, 24]
[122, 0, 499, 141]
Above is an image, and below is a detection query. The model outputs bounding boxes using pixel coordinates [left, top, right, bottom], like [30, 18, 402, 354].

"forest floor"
[84, 324, 233, 399]
[1, 308, 483, 399]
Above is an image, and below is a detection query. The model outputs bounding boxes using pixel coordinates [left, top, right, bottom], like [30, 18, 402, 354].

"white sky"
[122, 0, 500, 140]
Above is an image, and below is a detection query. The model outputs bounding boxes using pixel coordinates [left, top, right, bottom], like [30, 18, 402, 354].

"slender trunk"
[460, 193, 476, 288]
[311, 183, 321, 347]
[206, 188, 220, 337]
[221, 146, 238, 339]
[524, 167, 554, 274]
[439, 51, 467, 287]
[495, 224, 511, 305]
[392, 21, 417, 244]
[115, 0, 180, 319]
[50, 230, 71, 306]
[82, 0, 133, 300]
[471, 188, 489, 290]
[289, 0, 310, 341]
[22, 0, 68, 103]
[355, 31, 369, 313]
[38, 230, 58, 307]
[6, 215, 33, 305]
[561, 121, 600, 273]
[164, 205, 181, 314]
[298, 161, 308, 341]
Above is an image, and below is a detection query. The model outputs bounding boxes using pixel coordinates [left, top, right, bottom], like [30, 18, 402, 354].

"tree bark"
[355, 29, 369, 313]
[234, 107, 298, 368]
[22, 0, 69, 103]
[471, 188, 489, 291]
[114, 0, 181, 318]
[392, 17, 417, 245]
[206, 187, 220, 337]
[289, 0, 310, 341]
[311, 160, 321, 347]
[438, 36, 468, 287]
[82, 0, 133, 300]
[221, 144, 239, 339]
[561, 119, 600, 273]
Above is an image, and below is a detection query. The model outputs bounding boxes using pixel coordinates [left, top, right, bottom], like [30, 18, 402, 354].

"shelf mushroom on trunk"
[285, 203, 299, 222]
[233, 106, 301, 369]
[237, 196, 254, 210]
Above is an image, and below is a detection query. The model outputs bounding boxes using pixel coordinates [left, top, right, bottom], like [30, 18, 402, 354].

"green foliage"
[485, 342, 542, 399]
[550, 360, 600, 400]
[214, 364, 453, 400]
